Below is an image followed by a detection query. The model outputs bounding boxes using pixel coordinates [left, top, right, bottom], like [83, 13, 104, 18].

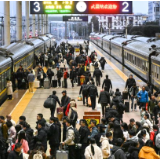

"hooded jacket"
[85, 144, 103, 159]
[139, 146, 160, 159]
[100, 136, 111, 159]
[65, 100, 77, 117]
[128, 146, 139, 159]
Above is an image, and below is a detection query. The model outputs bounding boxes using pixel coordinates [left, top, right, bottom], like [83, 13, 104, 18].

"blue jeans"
[131, 97, 136, 110]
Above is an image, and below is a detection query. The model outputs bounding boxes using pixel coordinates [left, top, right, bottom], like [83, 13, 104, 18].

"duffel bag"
[43, 98, 56, 109]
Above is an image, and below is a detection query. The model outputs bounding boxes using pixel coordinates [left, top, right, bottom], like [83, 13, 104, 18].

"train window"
[2, 73, 5, 90]
[156, 66, 159, 79]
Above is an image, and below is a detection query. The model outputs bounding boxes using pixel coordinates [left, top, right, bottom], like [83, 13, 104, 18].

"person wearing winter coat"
[69, 68, 76, 87]
[99, 57, 106, 70]
[48, 117, 60, 159]
[88, 120, 98, 139]
[98, 86, 110, 117]
[125, 74, 136, 92]
[127, 141, 140, 159]
[137, 86, 149, 109]
[34, 122, 47, 152]
[44, 54, 48, 67]
[62, 119, 75, 159]
[8, 143, 23, 159]
[139, 140, 160, 159]
[141, 113, 153, 132]
[16, 130, 29, 154]
[84, 138, 103, 159]
[129, 83, 139, 111]
[0, 116, 8, 140]
[79, 119, 90, 159]
[93, 68, 102, 86]
[6, 121, 16, 142]
[100, 135, 111, 159]
[102, 75, 112, 92]
[120, 123, 129, 141]
[153, 102, 160, 124]
[136, 129, 150, 143]
[61, 90, 70, 116]
[47, 67, 54, 86]
[21, 122, 34, 151]
[6, 78, 13, 100]
[37, 69, 46, 88]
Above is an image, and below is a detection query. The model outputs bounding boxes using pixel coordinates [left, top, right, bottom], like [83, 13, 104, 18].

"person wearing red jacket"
[150, 125, 159, 152]
[63, 68, 68, 88]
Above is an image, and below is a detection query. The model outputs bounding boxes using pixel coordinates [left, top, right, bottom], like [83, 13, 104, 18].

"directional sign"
[63, 16, 88, 22]
[30, 1, 133, 14]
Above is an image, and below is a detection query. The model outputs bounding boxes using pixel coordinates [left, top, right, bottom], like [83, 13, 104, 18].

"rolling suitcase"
[44, 78, 50, 89]
[125, 100, 130, 112]
[34, 81, 40, 88]
[56, 144, 68, 159]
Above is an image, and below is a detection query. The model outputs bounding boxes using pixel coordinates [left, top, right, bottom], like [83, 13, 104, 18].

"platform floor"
[6, 41, 141, 130]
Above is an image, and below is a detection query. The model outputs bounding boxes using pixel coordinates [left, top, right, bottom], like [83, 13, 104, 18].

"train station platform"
[0, 40, 141, 129]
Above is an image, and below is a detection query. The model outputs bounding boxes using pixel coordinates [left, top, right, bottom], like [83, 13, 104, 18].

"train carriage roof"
[27, 38, 44, 48]
[39, 36, 50, 42]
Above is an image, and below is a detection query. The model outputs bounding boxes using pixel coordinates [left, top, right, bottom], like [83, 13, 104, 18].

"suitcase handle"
[60, 143, 67, 151]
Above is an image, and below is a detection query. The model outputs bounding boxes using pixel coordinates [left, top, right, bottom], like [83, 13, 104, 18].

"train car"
[96, 33, 106, 48]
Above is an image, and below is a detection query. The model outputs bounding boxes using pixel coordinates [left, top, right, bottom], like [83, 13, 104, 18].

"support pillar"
[16, 2, 22, 41]
[4, 1, 10, 46]
[41, 14, 44, 34]
[25, 1, 29, 38]
[46, 15, 48, 33]
[32, 15, 35, 37]
[44, 15, 46, 34]
[37, 15, 40, 36]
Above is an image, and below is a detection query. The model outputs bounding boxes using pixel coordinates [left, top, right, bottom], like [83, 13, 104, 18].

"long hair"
[18, 130, 26, 143]
[89, 138, 96, 156]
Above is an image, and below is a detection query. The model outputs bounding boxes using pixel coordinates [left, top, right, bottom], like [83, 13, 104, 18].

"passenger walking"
[125, 74, 136, 93]
[137, 86, 149, 110]
[48, 91, 60, 117]
[6, 78, 13, 100]
[88, 81, 98, 110]
[88, 120, 98, 139]
[98, 86, 110, 117]
[129, 83, 139, 111]
[27, 69, 35, 93]
[93, 67, 102, 86]
[44, 53, 48, 67]
[69, 68, 76, 88]
[62, 119, 75, 159]
[102, 75, 112, 92]
[60, 90, 70, 116]
[99, 57, 106, 71]
[37, 68, 46, 88]
[40, 53, 44, 67]
[63, 68, 69, 88]
[56, 67, 62, 88]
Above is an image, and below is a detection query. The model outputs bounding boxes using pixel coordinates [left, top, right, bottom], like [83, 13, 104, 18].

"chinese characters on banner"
[91, 4, 117, 10]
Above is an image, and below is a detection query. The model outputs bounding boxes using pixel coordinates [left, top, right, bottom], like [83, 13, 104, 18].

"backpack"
[155, 131, 160, 148]
[110, 149, 122, 159]
[70, 128, 80, 144]
[70, 108, 78, 122]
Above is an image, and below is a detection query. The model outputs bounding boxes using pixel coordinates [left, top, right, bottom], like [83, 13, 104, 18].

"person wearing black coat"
[111, 138, 126, 159]
[47, 68, 54, 86]
[37, 69, 46, 88]
[61, 90, 70, 115]
[96, 124, 106, 147]
[99, 57, 106, 70]
[105, 108, 119, 123]
[113, 123, 123, 144]
[125, 74, 136, 93]
[48, 117, 60, 159]
[153, 102, 160, 124]
[48, 91, 61, 117]
[40, 53, 44, 67]
[8, 143, 23, 159]
[98, 86, 110, 117]
[93, 68, 102, 86]
[62, 117, 67, 142]
[35, 122, 47, 152]
[79, 81, 89, 106]
[127, 142, 140, 159]
[79, 119, 90, 159]
[70, 68, 76, 87]
[56, 67, 63, 88]
[36, 114, 46, 130]
[21, 122, 35, 151]
[88, 82, 98, 110]
[102, 75, 112, 92]
[16, 65, 24, 89]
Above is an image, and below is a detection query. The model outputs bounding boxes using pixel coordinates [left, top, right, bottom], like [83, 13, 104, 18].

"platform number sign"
[30, 1, 132, 14]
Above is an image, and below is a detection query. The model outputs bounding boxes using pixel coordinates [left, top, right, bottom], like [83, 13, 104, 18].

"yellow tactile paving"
[10, 67, 47, 123]
[11, 89, 37, 123]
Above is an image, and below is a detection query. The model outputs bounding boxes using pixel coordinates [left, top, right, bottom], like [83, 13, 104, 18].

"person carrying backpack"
[65, 99, 77, 128]
[79, 81, 89, 106]
[88, 81, 98, 110]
